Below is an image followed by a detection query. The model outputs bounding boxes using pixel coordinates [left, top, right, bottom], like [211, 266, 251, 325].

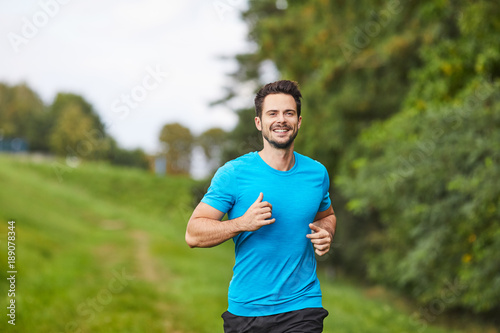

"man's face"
[255, 93, 302, 150]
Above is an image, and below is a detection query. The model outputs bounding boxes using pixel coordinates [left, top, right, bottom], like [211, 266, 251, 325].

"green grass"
[0, 154, 495, 332]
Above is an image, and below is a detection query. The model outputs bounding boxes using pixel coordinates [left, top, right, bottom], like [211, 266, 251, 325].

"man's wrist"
[227, 216, 245, 235]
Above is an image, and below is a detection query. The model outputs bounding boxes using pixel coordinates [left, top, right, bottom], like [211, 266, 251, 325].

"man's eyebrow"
[265, 109, 296, 112]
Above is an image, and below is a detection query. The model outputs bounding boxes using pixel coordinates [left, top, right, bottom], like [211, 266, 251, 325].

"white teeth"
[274, 129, 288, 132]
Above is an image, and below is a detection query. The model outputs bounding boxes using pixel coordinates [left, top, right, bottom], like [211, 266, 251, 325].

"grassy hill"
[0, 154, 493, 332]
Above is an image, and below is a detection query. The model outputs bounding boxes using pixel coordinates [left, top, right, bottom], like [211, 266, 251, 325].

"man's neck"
[258, 143, 295, 171]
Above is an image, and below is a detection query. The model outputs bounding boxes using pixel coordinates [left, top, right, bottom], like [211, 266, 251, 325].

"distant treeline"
[217, 0, 500, 320]
[0, 82, 149, 169]
[0, 82, 230, 176]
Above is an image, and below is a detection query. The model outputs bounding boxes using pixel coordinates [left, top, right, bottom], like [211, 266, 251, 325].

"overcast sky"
[1, 0, 253, 154]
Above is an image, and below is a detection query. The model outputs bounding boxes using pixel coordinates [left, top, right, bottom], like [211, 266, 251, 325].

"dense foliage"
[0, 83, 46, 150]
[222, 0, 500, 317]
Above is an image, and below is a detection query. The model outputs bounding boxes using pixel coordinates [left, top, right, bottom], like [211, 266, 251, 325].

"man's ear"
[255, 116, 262, 131]
[298, 115, 302, 129]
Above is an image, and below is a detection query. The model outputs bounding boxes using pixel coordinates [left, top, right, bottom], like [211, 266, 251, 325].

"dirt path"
[130, 230, 184, 332]
[130, 230, 159, 282]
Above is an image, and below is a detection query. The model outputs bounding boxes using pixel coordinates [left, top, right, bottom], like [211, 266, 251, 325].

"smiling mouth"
[272, 128, 290, 133]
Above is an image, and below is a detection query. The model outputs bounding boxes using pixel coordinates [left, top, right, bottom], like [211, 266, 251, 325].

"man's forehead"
[263, 93, 296, 110]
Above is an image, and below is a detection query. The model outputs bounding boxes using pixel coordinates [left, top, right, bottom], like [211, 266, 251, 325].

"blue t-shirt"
[201, 151, 332, 316]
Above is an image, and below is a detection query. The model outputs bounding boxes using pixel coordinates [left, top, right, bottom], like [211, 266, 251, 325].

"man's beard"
[262, 126, 299, 149]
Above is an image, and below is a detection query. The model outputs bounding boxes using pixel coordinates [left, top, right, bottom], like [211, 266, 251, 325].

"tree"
[159, 123, 194, 174]
[48, 93, 111, 160]
[49, 93, 105, 134]
[0, 82, 48, 151]
[197, 127, 228, 174]
[49, 103, 96, 157]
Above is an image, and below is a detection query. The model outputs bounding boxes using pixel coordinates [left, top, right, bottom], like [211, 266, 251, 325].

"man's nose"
[276, 112, 285, 122]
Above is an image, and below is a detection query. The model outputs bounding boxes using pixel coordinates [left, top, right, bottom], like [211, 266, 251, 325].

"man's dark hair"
[254, 80, 302, 118]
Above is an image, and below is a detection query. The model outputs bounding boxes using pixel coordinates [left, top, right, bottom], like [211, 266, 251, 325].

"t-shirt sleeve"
[319, 166, 332, 212]
[201, 162, 236, 214]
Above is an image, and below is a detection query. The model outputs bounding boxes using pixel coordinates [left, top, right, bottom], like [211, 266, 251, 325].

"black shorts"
[222, 307, 329, 333]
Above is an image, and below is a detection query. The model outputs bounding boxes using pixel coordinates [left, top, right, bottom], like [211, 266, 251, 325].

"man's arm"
[185, 192, 275, 248]
[185, 202, 239, 248]
[306, 205, 336, 256]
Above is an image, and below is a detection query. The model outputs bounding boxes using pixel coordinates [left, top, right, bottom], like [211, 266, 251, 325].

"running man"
[186, 80, 336, 333]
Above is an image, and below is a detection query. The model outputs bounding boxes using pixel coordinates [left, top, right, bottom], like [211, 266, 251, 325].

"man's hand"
[306, 223, 332, 256]
[185, 192, 275, 248]
[240, 192, 275, 231]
